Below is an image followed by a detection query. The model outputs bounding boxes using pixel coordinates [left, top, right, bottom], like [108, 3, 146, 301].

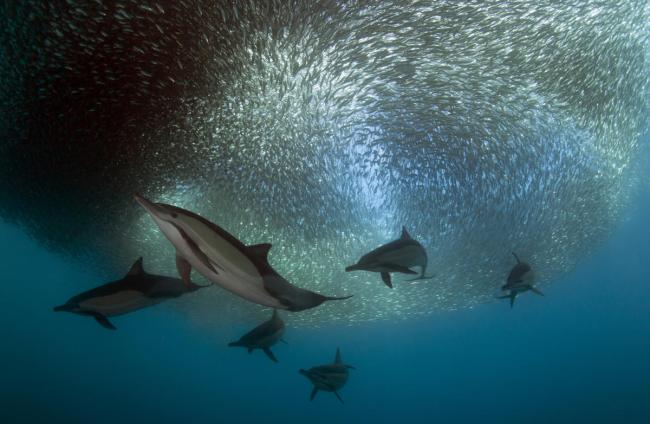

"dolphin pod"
[53, 195, 545, 403]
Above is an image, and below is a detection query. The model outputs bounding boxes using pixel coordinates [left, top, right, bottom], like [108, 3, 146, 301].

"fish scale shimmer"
[0, 1, 648, 326]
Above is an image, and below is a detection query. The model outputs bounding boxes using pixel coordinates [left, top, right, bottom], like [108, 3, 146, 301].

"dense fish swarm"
[1, 1, 648, 326]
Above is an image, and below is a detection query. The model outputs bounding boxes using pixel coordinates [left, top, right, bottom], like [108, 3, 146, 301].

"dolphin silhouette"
[345, 227, 434, 288]
[134, 194, 352, 311]
[300, 348, 355, 403]
[53, 257, 206, 329]
[497, 252, 544, 307]
[228, 309, 286, 362]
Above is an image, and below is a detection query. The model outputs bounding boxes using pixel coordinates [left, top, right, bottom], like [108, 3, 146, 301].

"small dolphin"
[134, 194, 352, 311]
[53, 257, 206, 329]
[345, 226, 433, 288]
[300, 348, 355, 403]
[228, 309, 286, 362]
[497, 252, 544, 308]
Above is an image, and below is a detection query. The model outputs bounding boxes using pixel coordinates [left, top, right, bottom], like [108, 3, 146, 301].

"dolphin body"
[134, 194, 352, 312]
[53, 257, 205, 329]
[345, 227, 433, 288]
[228, 309, 286, 362]
[300, 348, 355, 403]
[497, 252, 544, 307]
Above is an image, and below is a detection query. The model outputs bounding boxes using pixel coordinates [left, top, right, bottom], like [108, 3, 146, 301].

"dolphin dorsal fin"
[248, 243, 272, 260]
[127, 257, 145, 276]
[335, 347, 342, 364]
[400, 227, 412, 239]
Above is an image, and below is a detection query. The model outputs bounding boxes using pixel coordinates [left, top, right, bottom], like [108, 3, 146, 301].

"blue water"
[2, 186, 650, 423]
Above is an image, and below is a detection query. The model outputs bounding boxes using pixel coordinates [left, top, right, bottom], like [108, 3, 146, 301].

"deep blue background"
[1, 177, 649, 423]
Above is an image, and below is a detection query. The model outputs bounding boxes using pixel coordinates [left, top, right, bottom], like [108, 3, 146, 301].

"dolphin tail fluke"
[324, 294, 354, 302]
[310, 387, 318, 401]
[263, 348, 278, 363]
[91, 313, 116, 330]
[529, 286, 544, 296]
[381, 272, 393, 288]
[383, 263, 418, 275]
[405, 272, 436, 282]
[334, 391, 344, 404]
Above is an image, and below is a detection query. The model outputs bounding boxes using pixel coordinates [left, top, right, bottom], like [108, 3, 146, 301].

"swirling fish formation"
[1, 1, 649, 326]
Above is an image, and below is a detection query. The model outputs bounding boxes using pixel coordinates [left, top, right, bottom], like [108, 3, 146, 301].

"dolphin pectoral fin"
[497, 293, 516, 308]
[279, 338, 288, 344]
[263, 348, 278, 363]
[383, 263, 418, 275]
[310, 387, 318, 401]
[176, 254, 193, 287]
[381, 272, 393, 288]
[334, 391, 344, 404]
[91, 313, 116, 330]
[528, 286, 544, 296]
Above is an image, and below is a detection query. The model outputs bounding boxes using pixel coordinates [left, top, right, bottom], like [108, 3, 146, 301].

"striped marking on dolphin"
[53, 257, 207, 329]
[134, 194, 353, 311]
[345, 226, 434, 288]
[228, 309, 286, 362]
[300, 348, 355, 403]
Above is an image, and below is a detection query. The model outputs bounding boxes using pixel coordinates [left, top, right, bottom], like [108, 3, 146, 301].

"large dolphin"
[228, 309, 286, 362]
[345, 226, 433, 288]
[497, 252, 544, 307]
[300, 348, 355, 403]
[134, 194, 352, 311]
[53, 257, 206, 329]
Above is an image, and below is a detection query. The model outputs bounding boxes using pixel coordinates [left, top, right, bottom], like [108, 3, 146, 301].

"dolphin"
[497, 252, 544, 308]
[345, 226, 434, 288]
[53, 257, 206, 329]
[133, 193, 353, 312]
[228, 309, 286, 362]
[300, 348, 355, 403]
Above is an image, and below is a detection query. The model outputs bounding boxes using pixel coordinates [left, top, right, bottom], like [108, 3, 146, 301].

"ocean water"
[1, 167, 650, 423]
[1, 1, 650, 423]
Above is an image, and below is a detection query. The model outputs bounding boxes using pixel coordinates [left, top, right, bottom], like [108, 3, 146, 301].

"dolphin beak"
[133, 193, 163, 217]
[345, 264, 359, 272]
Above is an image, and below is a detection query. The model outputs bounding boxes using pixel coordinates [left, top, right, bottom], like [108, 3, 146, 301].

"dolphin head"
[133, 193, 181, 224]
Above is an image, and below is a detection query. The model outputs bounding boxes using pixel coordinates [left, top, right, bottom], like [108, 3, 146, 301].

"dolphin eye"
[171, 212, 178, 219]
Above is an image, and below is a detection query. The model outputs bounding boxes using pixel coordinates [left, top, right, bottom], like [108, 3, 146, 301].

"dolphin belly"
[154, 214, 287, 309]
[78, 290, 160, 316]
